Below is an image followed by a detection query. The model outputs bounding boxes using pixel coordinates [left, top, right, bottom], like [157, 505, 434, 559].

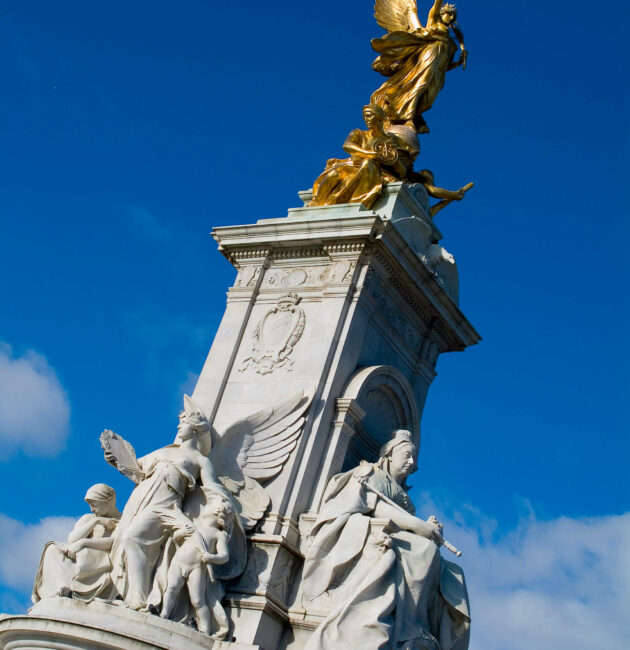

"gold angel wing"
[374, 0, 423, 33]
[210, 388, 314, 528]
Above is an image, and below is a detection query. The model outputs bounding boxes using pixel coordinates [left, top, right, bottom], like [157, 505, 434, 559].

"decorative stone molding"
[271, 248, 327, 260]
[260, 261, 356, 290]
[235, 265, 262, 288]
[239, 293, 306, 375]
[366, 245, 465, 352]
[334, 398, 367, 433]
[322, 242, 368, 256]
[229, 534, 303, 616]
[369, 250, 461, 352]
[367, 273, 424, 352]
[228, 248, 273, 264]
[338, 365, 420, 471]
[8, 598, 261, 650]
[420, 244, 459, 305]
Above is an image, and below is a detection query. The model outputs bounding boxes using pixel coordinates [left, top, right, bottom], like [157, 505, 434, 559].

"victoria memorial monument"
[0, 1, 480, 648]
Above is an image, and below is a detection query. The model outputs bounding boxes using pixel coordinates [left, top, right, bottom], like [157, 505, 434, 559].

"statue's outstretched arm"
[448, 24, 468, 70]
[79, 537, 114, 552]
[64, 535, 114, 561]
[427, 0, 444, 27]
[424, 182, 464, 201]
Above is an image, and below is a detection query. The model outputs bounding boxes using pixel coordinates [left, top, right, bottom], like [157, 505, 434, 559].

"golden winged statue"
[371, 0, 467, 133]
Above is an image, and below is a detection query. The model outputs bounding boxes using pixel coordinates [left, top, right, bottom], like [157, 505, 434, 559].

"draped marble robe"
[32, 513, 119, 603]
[302, 462, 470, 650]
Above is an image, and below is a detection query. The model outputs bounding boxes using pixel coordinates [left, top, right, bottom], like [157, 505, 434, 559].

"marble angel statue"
[370, 0, 468, 133]
[101, 389, 313, 628]
[302, 429, 470, 650]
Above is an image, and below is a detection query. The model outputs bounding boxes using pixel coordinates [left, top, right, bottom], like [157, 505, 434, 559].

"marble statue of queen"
[302, 429, 471, 650]
[106, 396, 227, 611]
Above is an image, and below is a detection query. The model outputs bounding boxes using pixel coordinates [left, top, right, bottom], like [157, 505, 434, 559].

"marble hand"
[173, 524, 195, 544]
[64, 541, 84, 561]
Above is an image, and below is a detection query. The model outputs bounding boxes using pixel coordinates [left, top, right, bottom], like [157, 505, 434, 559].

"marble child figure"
[32, 484, 121, 603]
[302, 429, 470, 650]
[160, 495, 235, 639]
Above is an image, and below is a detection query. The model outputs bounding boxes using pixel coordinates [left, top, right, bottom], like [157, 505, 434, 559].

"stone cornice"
[211, 211, 480, 352]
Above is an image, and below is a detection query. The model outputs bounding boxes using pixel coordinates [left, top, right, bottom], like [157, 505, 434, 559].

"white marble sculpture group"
[31, 398, 470, 648]
[32, 391, 314, 641]
[16, 170, 481, 650]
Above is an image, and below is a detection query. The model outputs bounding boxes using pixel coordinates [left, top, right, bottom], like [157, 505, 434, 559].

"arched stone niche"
[339, 365, 420, 472]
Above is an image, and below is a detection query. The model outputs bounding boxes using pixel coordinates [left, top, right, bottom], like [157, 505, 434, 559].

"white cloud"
[0, 514, 77, 594]
[0, 344, 71, 459]
[417, 494, 630, 650]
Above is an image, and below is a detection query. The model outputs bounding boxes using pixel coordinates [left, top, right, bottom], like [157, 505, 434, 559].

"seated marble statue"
[106, 396, 228, 611]
[302, 429, 470, 650]
[159, 494, 235, 639]
[32, 484, 120, 603]
[309, 104, 417, 210]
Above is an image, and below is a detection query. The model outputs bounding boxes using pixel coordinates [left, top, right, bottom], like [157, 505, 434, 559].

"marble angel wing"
[210, 388, 314, 529]
[374, 0, 423, 33]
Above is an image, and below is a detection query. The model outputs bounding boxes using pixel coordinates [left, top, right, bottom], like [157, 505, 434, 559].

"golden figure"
[416, 170, 474, 217]
[309, 107, 473, 213]
[309, 105, 417, 210]
[370, 0, 467, 133]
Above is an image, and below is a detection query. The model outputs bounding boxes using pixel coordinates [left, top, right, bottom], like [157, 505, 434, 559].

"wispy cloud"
[0, 514, 77, 599]
[416, 494, 630, 650]
[0, 343, 71, 459]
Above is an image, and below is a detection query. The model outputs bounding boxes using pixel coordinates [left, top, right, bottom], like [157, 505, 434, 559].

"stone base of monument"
[0, 599, 260, 650]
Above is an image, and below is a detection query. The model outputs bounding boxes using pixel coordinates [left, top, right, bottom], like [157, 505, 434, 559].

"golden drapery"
[309, 128, 398, 209]
[371, 29, 457, 130]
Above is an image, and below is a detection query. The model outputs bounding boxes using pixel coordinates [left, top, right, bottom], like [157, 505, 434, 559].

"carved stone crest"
[235, 265, 261, 288]
[240, 293, 306, 375]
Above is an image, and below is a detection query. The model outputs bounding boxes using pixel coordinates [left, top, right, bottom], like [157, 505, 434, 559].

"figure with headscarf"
[32, 483, 121, 603]
[302, 429, 470, 650]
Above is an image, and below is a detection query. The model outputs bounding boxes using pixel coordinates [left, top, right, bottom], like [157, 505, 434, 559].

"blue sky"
[0, 0, 628, 646]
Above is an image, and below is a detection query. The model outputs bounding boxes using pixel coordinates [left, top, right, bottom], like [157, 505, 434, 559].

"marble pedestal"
[0, 599, 259, 650]
[191, 182, 479, 648]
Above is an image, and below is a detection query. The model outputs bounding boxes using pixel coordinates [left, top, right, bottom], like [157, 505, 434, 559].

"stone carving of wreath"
[239, 293, 306, 375]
